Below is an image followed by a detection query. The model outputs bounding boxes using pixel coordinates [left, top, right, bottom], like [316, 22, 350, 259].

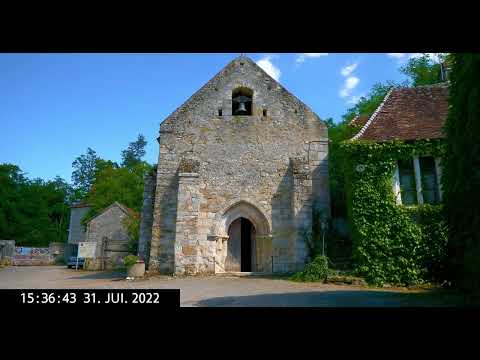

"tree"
[0, 163, 71, 247]
[400, 53, 447, 87]
[442, 53, 480, 294]
[121, 134, 147, 168]
[71, 147, 100, 200]
[342, 81, 404, 122]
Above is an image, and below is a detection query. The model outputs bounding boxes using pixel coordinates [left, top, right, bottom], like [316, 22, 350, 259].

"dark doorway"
[241, 218, 252, 272]
[226, 217, 254, 272]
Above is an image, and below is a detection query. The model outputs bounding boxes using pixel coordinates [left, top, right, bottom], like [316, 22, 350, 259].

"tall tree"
[121, 134, 147, 168]
[71, 147, 100, 200]
[400, 53, 447, 87]
[443, 53, 480, 294]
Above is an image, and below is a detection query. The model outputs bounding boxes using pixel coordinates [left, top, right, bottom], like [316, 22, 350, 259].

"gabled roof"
[85, 201, 134, 224]
[159, 55, 322, 132]
[351, 83, 449, 141]
[348, 115, 370, 129]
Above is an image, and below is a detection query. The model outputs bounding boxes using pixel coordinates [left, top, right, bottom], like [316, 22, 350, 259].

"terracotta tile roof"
[348, 115, 369, 129]
[351, 83, 449, 141]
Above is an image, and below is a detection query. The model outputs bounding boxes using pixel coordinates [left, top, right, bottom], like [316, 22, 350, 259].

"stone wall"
[68, 205, 90, 245]
[84, 204, 130, 270]
[138, 167, 157, 264]
[148, 56, 329, 275]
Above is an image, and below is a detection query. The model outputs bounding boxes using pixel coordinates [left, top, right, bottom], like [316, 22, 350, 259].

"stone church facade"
[138, 55, 330, 275]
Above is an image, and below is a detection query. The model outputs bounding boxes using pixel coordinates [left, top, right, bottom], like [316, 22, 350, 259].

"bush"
[290, 255, 329, 282]
[123, 254, 139, 268]
[0, 256, 12, 267]
[54, 255, 66, 265]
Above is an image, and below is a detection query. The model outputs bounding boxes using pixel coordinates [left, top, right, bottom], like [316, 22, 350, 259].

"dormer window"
[232, 87, 253, 116]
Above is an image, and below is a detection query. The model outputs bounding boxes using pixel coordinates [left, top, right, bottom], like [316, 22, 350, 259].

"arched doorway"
[225, 217, 256, 272]
[215, 200, 272, 273]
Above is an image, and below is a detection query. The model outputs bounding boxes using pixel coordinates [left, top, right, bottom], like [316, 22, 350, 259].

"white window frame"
[393, 156, 443, 205]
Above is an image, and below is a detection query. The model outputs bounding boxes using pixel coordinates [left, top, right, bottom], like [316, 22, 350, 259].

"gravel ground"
[0, 266, 463, 307]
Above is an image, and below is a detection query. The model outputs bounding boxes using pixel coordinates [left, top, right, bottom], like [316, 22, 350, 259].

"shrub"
[54, 255, 66, 265]
[123, 254, 139, 268]
[290, 255, 329, 282]
[0, 256, 12, 267]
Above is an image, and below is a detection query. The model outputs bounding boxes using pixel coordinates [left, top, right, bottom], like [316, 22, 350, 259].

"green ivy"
[340, 139, 448, 286]
[442, 54, 480, 294]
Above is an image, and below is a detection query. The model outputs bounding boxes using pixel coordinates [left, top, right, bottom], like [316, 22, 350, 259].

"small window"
[263, 109, 267, 117]
[420, 157, 439, 204]
[398, 159, 417, 205]
[218, 108, 222, 116]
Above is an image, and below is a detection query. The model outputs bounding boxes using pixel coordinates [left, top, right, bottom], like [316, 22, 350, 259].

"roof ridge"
[86, 201, 131, 223]
[350, 88, 395, 141]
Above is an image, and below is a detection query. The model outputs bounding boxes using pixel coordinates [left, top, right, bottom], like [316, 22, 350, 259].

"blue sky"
[0, 53, 425, 182]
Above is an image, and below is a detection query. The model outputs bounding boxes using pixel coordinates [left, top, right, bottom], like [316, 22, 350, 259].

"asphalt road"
[0, 266, 462, 307]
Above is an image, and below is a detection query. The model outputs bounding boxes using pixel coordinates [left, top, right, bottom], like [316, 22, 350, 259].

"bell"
[237, 101, 247, 114]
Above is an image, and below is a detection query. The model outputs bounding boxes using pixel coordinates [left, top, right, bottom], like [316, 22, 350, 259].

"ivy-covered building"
[350, 83, 448, 206]
[342, 82, 449, 285]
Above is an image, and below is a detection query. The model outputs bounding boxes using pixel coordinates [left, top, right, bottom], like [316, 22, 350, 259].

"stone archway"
[211, 200, 272, 273]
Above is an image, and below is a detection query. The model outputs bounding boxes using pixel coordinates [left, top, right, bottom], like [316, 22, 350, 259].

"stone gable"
[140, 55, 330, 275]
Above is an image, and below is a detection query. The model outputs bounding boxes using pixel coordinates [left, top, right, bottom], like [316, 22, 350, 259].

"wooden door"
[225, 218, 241, 271]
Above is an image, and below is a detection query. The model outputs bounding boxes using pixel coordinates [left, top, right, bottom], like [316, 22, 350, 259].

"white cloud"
[347, 94, 364, 105]
[296, 53, 328, 63]
[340, 63, 358, 77]
[387, 53, 406, 59]
[387, 53, 443, 63]
[339, 76, 360, 98]
[257, 56, 281, 81]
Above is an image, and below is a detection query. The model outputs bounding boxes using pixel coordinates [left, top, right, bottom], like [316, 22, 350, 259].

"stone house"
[66, 202, 91, 258]
[83, 202, 132, 270]
[66, 201, 132, 269]
[139, 55, 330, 275]
[349, 82, 449, 205]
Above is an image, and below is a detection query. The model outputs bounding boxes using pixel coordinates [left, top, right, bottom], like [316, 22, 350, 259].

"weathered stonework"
[138, 167, 157, 263]
[84, 202, 131, 270]
[144, 55, 330, 275]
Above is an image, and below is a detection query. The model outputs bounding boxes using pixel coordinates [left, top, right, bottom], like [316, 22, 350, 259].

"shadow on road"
[195, 289, 466, 307]
[67, 271, 126, 281]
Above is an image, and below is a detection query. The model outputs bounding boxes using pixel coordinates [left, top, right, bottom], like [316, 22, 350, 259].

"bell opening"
[232, 87, 253, 116]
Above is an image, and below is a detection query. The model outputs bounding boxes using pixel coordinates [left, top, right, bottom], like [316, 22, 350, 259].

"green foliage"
[54, 255, 66, 265]
[123, 212, 140, 254]
[0, 164, 71, 247]
[442, 53, 480, 294]
[342, 81, 404, 122]
[340, 140, 448, 286]
[82, 161, 151, 226]
[123, 254, 140, 268]
[121, 134, 147, 169]
[400, 53, 447, 87]
[326, 118, 359, 218]
[71, 147, 100, 200]
[290, 255, 329, 282]
[81, 134, 151, 226]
